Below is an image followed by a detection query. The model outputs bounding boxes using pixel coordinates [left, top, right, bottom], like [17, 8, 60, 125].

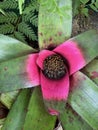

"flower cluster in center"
[43, 54, 68, 80]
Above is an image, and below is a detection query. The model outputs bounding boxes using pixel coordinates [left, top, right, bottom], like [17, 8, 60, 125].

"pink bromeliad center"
[26, 40, 86, 101]
[26, 40, 86, 115]
[43, 54, 68, 80]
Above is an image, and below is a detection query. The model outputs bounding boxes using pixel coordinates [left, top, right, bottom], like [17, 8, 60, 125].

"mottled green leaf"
[82, 59, 98, 85]
[2, 89, 31, 130]
[72, 30, 98, 64]
[68, 71, 98, 129]
[60, 104, 93, 130]
[0, 55, 33, 92]
[23, 87, 56, 130]
[0, 34, 37, 63]
[38, 0, 72, 49]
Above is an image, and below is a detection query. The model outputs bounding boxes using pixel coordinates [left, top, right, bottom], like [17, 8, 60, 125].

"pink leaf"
[40, 71, 69, 101]
[26, 54, 40, 86]
[54, 40, 85, 75]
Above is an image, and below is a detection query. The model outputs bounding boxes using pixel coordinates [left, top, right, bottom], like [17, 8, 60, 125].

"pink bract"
[40, 71, 69, 100]
[26, 54, 40, 86]
[54, 40, 85, 75]
[48, 108, 59, 115]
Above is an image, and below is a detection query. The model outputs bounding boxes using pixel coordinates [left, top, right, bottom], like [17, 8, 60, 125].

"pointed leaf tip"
[0, 34, 37, 62]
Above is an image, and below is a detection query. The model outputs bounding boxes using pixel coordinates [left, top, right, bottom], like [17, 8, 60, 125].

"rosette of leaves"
[0, 0, 98, 130]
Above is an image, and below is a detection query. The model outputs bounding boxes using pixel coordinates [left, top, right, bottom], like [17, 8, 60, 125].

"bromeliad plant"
[0, 0, 98, 130]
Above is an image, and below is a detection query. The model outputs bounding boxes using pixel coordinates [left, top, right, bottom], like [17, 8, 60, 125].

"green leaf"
[14, 31, 26, 44]
[38, 0, 72, 49]
[17, 0, 25, 14]
[95, 1, 98, 8]
[0, 118, 5, 130]
[60, 104, 93, 130]
[0, 55, 34, 92]
[23, 0, 39, 14]
[80, 0, 89, 4]
[68, 71, 98, 129]
[0, 34, 37, 62]
[2, 89, 31, 130]
[0, 0, 18, 9]
[0, 24, 14, 34]
[0, 91, 19, 109]
[90, 4, 98, 12]
[72, 0, 80, 16]
[82, 59, 98, 85]
[0, 8, 5, 15]
[18, 22, 37, 41]
[72, 30, 98, 65]
[81, 8, 89, 17]
[23, 87, 56, 130]
[0, 12, 18, 24]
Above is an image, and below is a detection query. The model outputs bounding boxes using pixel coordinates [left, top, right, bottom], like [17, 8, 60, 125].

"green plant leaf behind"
[82, 59, 98, 85]
[0, 118, 5, 130]
[0, 8, 5, 15]
[80, 0, 89, 4]
[72, 0, 80, 16]
[17, 0, 25, 14]
[0, 55, 34, 92]
[68, 71, 98, 129]
[0, 34, 37, 63]
[0, 91, 19, 109]
[38, 0, 72, 49]
[23, 87, 56, 130]
[81, 7, 89, 17]
[2, 89, 31, 130]
[59, 104, 93, 130]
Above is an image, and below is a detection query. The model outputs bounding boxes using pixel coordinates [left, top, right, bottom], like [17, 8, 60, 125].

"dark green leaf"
[18, 22, 37, 41]
[2, 89, 31, 130]
[90, 4, 98, 12]
[72, 0, 80, 16]
[82, 59, 98, 85]
[23, 87, 56, 130]
[80, 0, 89, 4]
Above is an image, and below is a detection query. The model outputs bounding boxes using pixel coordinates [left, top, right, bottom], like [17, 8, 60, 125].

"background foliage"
[0, 0, 39, 49]
[73, 0, 98, 17]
